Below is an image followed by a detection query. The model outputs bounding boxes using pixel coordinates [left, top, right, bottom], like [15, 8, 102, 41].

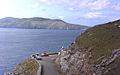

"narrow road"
[37, 55, 58, 75]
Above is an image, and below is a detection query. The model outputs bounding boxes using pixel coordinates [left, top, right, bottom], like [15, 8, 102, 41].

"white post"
[61, 46, 64, 52]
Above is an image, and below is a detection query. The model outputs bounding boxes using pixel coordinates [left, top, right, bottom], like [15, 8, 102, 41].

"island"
[0, 17, 88, 30]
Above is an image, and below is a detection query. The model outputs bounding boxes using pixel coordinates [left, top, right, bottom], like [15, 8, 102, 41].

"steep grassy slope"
[76, 20, 120, 63]
[55, 19, 120, 75]
[0, 17, 88, 30]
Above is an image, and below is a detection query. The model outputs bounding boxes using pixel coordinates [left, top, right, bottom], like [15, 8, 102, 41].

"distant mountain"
[0, 17, 88, 30]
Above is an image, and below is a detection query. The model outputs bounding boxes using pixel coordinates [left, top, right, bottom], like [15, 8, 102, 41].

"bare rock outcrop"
[55, 44, 120, 75]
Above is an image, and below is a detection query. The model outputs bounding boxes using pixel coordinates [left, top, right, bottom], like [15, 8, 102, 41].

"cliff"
[0, 17, 88, 30]
[55, 19, 120, 75]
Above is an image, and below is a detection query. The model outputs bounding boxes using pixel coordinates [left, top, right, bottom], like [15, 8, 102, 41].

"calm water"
[0, 28, 84, 75]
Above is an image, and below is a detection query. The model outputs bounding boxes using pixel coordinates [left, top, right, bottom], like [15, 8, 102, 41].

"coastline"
[0, 28, 82, 75]
[4, 53, 58, 75]
[4, 58, 39, 75]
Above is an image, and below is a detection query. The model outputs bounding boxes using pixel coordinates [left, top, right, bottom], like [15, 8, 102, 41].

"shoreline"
[4, 53, 58, 75]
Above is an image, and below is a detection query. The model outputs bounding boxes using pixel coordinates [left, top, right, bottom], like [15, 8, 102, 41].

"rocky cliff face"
[55, 19, 120, 75]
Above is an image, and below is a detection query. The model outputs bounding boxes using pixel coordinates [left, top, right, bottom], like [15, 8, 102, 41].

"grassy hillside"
[76, 19, 120, 63]
[55, 19, 120, 75]
[9, 58, 39, 75]
[0, 17, 88, 30]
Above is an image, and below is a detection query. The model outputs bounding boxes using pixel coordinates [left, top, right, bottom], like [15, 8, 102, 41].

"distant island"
[0, 17, 88, 30]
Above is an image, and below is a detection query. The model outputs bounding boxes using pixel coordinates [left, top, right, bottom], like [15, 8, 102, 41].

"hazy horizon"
[0, 0, 120, 26]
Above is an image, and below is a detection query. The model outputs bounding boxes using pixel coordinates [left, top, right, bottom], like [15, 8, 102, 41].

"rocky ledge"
[55, 43, 120, 75]
[55, 19, 120, 75]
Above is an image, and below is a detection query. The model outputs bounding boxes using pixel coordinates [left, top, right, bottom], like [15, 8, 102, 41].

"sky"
[0, 0, 120, 26]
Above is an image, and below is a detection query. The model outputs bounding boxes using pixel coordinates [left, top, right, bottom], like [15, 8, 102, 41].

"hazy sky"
[0, 0, 120, 26]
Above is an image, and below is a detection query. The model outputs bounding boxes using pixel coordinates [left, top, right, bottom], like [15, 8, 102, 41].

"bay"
[0, 28, 84, 74]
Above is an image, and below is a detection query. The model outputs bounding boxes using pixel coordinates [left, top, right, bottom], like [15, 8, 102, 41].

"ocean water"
[0, 28, 84, 75]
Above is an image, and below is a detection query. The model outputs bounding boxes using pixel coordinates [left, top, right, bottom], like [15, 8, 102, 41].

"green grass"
[13, 58, 39, 75]
[75, 20, 120, 64]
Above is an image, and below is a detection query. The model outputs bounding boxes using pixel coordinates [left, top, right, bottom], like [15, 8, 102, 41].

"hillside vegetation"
[76, 19, 120, 63]
[0, 17, 88, 30]
[6, 59, 39, 75]
[55, 19, 120, 75]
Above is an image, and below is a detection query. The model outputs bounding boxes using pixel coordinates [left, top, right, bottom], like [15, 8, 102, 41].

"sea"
[0, 28, 84, 75]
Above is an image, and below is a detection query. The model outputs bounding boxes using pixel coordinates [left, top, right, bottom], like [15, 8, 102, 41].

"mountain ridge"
[0, 17, 88, 30]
